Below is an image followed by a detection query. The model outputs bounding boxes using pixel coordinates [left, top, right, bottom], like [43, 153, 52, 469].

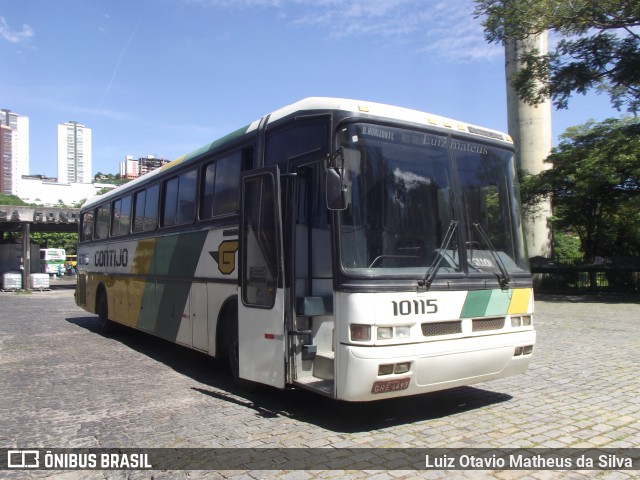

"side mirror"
[326, 168, 348, 211]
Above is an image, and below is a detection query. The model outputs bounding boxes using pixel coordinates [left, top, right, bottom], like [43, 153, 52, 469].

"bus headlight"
[395, 326, 411, 338]
[376, 325, 411, 340]
[350, 324, 371, 342]
[511, 315, 533, 327]
[377, 327, 393, 340]
[394, 362, 411, 374]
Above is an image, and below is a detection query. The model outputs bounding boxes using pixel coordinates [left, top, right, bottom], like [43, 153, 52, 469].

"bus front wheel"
[222, 307, 257, 391]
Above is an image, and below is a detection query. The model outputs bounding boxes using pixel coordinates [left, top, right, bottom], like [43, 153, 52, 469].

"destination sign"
[358, 125, 489, 155]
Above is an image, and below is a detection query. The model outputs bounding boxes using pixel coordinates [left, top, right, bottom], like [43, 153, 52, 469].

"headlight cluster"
[510, 315, 533, 327]
[376, 325, 411, 340]
[350, 324, 371, 341]
[350, 324, 412, 342]
[514, 345, 534, 356]
[378, 362, 411, 375]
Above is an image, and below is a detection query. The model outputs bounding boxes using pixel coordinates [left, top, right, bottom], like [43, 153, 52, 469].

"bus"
[65, 254, 77, 274]
[75, 97, 535, 401]
[40, 248, 66, 276]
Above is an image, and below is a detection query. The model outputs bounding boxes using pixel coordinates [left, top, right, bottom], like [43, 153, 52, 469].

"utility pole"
[505, 33, 553, 258]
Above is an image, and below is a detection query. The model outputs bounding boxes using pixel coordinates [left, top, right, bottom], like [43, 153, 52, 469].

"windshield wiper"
[418, 220, 459, 291]
[472, 223, 511, 288]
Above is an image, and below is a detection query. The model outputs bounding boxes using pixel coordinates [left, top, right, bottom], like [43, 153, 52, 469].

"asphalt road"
[1, 282, 639, 479]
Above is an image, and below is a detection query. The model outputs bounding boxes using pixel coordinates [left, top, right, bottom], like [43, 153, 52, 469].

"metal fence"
[530, 256, 640, 294]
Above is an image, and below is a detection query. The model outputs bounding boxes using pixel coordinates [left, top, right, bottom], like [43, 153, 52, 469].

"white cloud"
[290, 0, 501, 61]
[0, 16, 34, 44]
[181, 0, 500, 62]
[183, 0, 284, 7]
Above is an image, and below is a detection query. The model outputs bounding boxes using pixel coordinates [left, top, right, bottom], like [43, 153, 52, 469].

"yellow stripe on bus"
[507, 288, 532, 315]
[128, 238, 157, 326]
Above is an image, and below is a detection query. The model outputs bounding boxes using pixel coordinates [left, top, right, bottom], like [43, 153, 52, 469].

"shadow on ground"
[67, 314, 513, 434]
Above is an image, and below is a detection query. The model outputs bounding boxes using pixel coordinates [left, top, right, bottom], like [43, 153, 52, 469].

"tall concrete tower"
[57, 121, 92, 184]
[0, 109, 30, 195]
[505, 34, 553, 258]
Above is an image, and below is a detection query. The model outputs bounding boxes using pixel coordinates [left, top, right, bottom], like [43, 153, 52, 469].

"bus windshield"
[336, 123, 529, 278]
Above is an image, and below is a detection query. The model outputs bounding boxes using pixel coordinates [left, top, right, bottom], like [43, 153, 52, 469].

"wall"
[15, 177, 117, 206]
[0, 243, 41, 274]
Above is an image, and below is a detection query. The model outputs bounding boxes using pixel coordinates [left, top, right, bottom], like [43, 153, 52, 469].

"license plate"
[371, 377, 410, 394]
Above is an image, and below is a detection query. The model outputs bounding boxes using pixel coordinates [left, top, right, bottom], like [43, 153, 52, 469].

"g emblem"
[211, 240, 239, 274]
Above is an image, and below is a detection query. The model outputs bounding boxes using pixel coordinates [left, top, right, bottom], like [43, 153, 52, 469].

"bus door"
[238, 166, 287, 388]
[290, 161, 335, 395]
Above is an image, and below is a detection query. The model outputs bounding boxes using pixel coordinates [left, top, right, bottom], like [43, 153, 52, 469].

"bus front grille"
[421, 321, 462, 337]
[472, 317, 506, 332]
[421, 317, 506, 337]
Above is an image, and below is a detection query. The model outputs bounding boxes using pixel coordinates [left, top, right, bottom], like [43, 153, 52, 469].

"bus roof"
[81, 97, 512, 210]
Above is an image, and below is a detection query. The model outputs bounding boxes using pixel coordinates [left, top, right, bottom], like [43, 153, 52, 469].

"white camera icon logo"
[7, 450, 40, 468]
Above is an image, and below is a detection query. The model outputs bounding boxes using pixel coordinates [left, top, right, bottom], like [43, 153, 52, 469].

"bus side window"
[265, 122, 328, 165]
[133, 190, 147, 233]
[144, 184, 159, 230]
[177, 169, 197, 224]
[201, 150, 244, 220]
[133, 184, 159, 232]
[80, 210, 94, 242]
[162, 169, 196, 227]
[111, 195, 132, 237]
[162, 177, 179, 227]
[94, 204, 111, 240]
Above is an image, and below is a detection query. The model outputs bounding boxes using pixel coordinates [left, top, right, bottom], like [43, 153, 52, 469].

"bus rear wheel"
[96, 289, 114, 334]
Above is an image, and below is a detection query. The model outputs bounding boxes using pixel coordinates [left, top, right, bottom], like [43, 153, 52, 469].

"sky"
[1, 0, 623, 179]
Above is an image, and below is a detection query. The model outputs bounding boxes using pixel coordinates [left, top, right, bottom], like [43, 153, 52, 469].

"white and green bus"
[76, 98, 535, 401]
[40, 248, 66, 276]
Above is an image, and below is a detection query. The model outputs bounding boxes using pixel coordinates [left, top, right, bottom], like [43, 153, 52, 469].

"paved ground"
[0, 280, 638, 479]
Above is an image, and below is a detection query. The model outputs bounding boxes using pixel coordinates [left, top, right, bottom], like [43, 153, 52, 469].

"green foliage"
[553, 231, 582, 259]
[30, 232, 78, 254]
[475, 0, 640, 113]
[521, 117, 640, 261]
[95, 172, 129, 186]
[0, 194, 30, 206]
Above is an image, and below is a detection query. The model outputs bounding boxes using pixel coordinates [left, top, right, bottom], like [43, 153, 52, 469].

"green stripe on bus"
[136, 231, 209, 341]
[182, 125, 251, 164]
[460, 290, 492, 318]
[485, 289, 512, 316]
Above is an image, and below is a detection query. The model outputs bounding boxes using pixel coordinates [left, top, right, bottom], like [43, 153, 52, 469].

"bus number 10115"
[392, 299, 438, 317]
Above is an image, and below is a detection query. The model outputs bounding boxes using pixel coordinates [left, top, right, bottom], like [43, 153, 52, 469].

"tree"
[521, 117, 640, 261]
[30, 232, 79, 254]
[475, 0, 640, 113]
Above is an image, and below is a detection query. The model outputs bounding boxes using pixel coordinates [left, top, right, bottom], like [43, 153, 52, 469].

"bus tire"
[96, 289, 114, 334]
[222, 306, 257, 392]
